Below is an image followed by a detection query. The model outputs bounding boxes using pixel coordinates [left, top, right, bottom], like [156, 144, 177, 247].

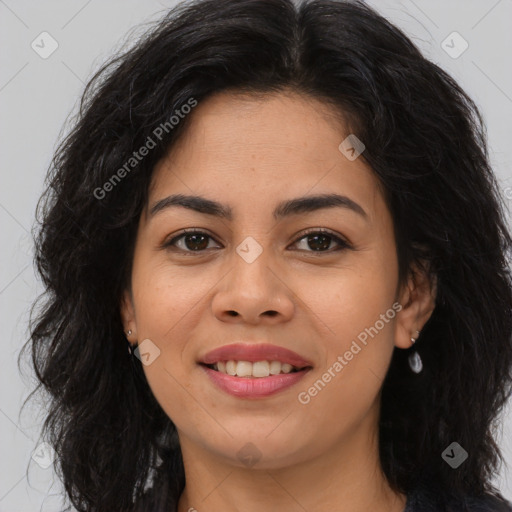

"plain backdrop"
[1, 1, 511, 510]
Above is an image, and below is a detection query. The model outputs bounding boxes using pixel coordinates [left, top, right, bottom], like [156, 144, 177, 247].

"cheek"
[129, 262, 214, 410]
[295, 257, 397, 345]
[295, 250, 398, 397]
[132, 261, 210, 340]
[296, 294, 397, 438]
[130, 264, 212, 430]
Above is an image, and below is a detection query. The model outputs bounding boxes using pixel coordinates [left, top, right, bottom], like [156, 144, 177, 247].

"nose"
[211, 246, 295, 325]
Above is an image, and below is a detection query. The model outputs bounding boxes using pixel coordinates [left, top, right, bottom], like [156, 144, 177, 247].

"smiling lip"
[199, 343, 313, 399]
[200, 343, 312, 368]
[201, 365, 311, 398]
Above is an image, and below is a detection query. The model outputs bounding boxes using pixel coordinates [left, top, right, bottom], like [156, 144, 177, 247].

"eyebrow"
[149, 193, 368, 222]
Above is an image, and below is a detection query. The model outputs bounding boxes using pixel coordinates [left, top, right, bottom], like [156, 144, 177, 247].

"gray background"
[1, 0, 511, 510]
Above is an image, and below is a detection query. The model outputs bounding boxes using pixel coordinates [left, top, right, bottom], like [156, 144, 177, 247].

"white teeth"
[236, 361, 252, 377]
[252, 361, 270, 377]
[281, 363, 293, 374]
[269, 361, 281, 375]
[226, 360, 237, 376]
[213, 360, 300, 377]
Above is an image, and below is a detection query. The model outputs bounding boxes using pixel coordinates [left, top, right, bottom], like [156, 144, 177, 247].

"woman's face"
[122, 90, 432, 469]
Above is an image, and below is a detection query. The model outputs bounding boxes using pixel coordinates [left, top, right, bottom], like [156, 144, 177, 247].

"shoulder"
[460, 493, 512, 512]
[405, 484, 512, 512]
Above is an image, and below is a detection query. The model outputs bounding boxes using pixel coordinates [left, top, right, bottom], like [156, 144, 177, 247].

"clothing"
[135, 482, 512, 511]
[403, 484, 512, 512]
[135, 479, 512, 512]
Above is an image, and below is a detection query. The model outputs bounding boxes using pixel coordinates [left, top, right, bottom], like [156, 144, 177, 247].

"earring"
[408, 330, 422, 373]
[408, 352, 423, 373]
[126, 330, 134, 356]
[127, 341, 138, 356]
[410, 329, 420, 344]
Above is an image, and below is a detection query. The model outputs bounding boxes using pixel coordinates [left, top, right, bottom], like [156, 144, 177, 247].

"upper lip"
[200, 343, 313, 368]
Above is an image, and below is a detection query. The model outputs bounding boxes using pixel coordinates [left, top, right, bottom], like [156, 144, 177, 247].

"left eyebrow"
[149, 193, 368, 222]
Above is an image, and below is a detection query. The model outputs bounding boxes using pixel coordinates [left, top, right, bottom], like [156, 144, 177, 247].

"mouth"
[198, 343, 313, 398]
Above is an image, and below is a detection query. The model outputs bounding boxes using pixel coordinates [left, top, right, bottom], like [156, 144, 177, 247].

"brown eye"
[165, 230, 220, 252]
[292, 229, 350, 253]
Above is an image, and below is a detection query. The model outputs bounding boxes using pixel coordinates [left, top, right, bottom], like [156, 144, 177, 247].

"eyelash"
[162, 228, 352, 255]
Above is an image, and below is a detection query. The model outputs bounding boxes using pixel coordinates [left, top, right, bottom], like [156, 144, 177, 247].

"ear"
[120, 289, 137, 342]
[394, 259, 437, 349]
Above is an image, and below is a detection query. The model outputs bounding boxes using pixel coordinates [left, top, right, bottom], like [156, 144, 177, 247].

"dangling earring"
[125, 330, 135, 356]
[408, 330, 422, 373]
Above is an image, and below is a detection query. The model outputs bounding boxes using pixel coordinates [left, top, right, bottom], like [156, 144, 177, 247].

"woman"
[22, 0, 512, 510]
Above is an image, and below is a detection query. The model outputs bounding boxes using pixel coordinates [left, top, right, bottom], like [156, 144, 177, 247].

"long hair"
[20, 0, 512, 510]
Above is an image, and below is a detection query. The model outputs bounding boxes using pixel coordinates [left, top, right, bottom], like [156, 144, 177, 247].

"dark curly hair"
[19, 0, 512, 510]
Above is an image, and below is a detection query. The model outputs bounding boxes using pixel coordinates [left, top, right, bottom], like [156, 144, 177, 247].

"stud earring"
[410, 329, 420, 344]
[126, 329, 132, 337]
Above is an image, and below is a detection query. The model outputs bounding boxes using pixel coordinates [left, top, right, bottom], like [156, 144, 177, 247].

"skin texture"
[121, 90, 437, 512]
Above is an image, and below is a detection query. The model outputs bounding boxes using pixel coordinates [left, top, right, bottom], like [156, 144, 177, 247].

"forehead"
[147, 90, 384, 222]
[157, 90, 349, 166]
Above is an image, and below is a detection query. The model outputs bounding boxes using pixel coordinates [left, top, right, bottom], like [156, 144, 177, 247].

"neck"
[176, 406, 406, 512]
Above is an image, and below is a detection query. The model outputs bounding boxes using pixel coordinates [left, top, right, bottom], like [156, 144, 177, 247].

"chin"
[195, 424, 317, 469]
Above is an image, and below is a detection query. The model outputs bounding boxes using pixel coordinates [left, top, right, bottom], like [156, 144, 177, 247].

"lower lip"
[201, 365, 310, 399]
